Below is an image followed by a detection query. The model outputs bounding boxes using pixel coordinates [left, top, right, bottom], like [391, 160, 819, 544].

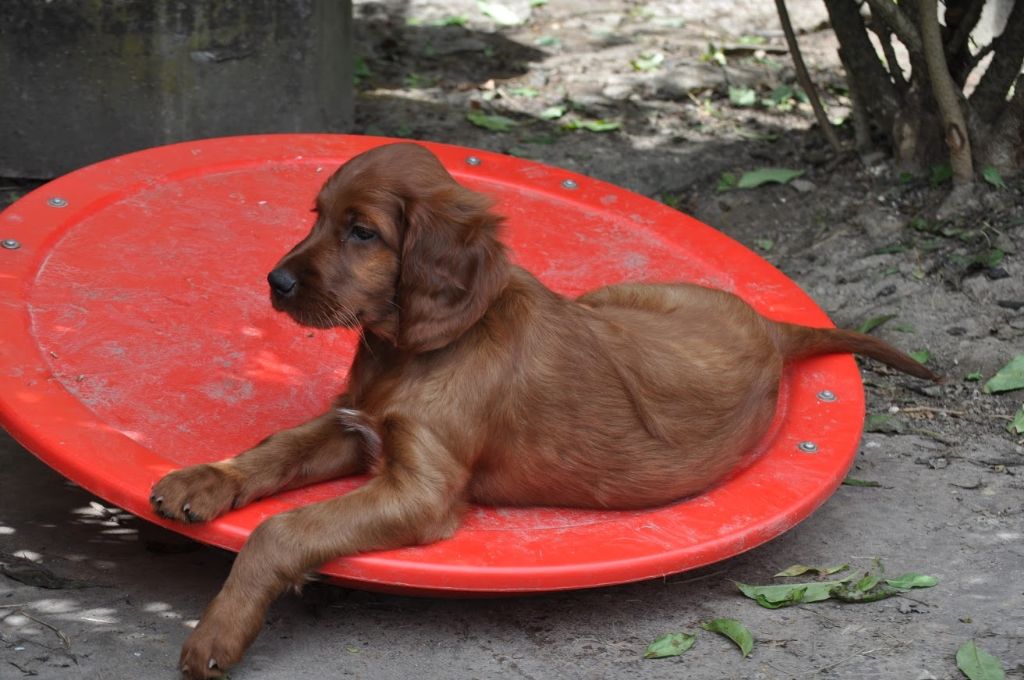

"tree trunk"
[920, 0, 974, 184]
[821, 0, 901, 138]
[970, 0, 1024, 124]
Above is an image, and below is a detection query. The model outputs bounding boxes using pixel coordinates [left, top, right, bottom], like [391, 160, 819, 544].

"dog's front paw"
[179, 597, 262, 679]
[150, 464, 241, 523]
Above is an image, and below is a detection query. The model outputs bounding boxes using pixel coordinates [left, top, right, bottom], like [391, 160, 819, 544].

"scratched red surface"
[0, 135, 864, 594]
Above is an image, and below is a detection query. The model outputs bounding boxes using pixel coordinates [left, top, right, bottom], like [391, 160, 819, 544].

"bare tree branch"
[944, 0, 985, 60]
[920, 0, 973, 183]
[970, 0, 1024, 123]
[965, 39, 998, 75]
[870, 24, 909, 92]
[863, 0, 924, 57]
[774, 0, 843, 153]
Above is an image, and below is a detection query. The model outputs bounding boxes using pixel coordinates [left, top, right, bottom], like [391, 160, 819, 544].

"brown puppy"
[151, 143, 938, 678]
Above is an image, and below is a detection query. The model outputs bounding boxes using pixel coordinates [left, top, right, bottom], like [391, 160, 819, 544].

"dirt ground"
[2, 0, 1023, 678]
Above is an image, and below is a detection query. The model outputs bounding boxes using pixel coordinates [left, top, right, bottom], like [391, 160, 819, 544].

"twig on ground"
[1, 608, 70, 649]
[801, 647, 883, 676]
[899, 406, 966, 416]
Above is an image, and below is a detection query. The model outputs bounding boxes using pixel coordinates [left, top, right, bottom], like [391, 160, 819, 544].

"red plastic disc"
[0, 135, 863, 595]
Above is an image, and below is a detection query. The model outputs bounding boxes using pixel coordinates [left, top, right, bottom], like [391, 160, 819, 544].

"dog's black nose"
[268, 268, 298, 295]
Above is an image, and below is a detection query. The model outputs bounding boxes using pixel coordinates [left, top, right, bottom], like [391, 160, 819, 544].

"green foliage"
[644, 632, 696, 659]
[700, 619, 753, 657]
[956, 640, 1005, 680]
[466, 111, 518, 132]
[983, 356, 1024, 394]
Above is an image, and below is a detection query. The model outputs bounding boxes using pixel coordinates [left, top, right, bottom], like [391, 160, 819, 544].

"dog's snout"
[268, 268, 298, 296]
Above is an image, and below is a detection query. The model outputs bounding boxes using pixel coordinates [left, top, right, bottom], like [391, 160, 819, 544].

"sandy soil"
[2, 1, 1022, 678]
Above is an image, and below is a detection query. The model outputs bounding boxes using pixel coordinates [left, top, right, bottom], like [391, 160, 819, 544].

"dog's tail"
[769, 321, 941, 382]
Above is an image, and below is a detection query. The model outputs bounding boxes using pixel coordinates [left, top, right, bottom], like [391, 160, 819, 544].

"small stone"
[985, 267, 1010, 280]
[860, 150, 887, 166]
[790, 178, 817, 193]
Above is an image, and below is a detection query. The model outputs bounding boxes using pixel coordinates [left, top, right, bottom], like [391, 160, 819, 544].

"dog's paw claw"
[151, 464, 241, 524]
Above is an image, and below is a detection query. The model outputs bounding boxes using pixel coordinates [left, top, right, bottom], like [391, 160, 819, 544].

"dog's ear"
[397, 184, 509, 352]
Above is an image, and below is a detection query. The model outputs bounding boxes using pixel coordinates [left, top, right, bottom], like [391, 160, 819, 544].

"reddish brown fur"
[150, 143, 939, 678]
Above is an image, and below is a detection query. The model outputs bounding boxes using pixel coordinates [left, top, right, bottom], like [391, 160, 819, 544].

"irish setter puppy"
[151, 143, 938, 678]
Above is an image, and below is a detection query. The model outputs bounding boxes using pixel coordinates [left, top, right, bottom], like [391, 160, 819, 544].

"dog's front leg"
[177, 416, 467, 679]
[151, 409, 366, 523]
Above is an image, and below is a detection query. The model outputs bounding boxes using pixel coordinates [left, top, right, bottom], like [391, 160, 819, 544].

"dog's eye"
[350, 225, 377, 241]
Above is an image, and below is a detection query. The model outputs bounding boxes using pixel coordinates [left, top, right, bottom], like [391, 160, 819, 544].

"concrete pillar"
[0, 0, 353, 178]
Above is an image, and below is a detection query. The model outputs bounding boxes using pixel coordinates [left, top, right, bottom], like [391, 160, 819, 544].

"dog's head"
[268, 143, 509, 352]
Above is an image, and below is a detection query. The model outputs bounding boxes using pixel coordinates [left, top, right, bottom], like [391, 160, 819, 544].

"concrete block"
[0, 0, 353, 178]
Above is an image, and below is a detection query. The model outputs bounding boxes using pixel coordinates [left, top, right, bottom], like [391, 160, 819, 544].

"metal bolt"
[797, 441, 819, 453]
[466, 156, 481, 166]
[47, 197, 68, 208]
[561, 179, 578, 190]
[2, 239, 20, 250]
[817, 390, 837, 402]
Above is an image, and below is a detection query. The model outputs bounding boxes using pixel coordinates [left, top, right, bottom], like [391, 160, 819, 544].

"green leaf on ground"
[701, 618, 753, 657]
[930, 163, 953, 186]
[736, 580, 845, 609]
[1007, 405, 1024, 435]
[466, 111, 518, 132]
[762, 84, 806, 111]
[830, 580, 899, 603]
[956, 640, 1005, 680]
[856, 314, 897, 334]
[982, 166, 1007, 190]
[729, 86, 757, 107]
[855, 571, 881, 593]
[983, 355, 1024, 393]
[909, 349, 931, 364]
[644, 632, 696, 659]
[885, 572, 939, 589]
[717, 172, 738, 192]
[700, 43, 727, 66]
[754, 238, 774, 252]
[739, 34, 767, 45]
[736, 168, 804, 189]
[562, 118, 620, 132]
[865, 413, 903, 434]
[580, 119, 621, 132]
[830, 560, 896, 603]
[965, 371, 983, 382]
[507, 86, 540, 98]
[974, 248, 1005, 268]
[737, 168, 806, 189]
[539, 104, 567, 120]
[631, 52, 665, 72]
[842, 477, 881, 487]
[775, 564, 849, 577]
